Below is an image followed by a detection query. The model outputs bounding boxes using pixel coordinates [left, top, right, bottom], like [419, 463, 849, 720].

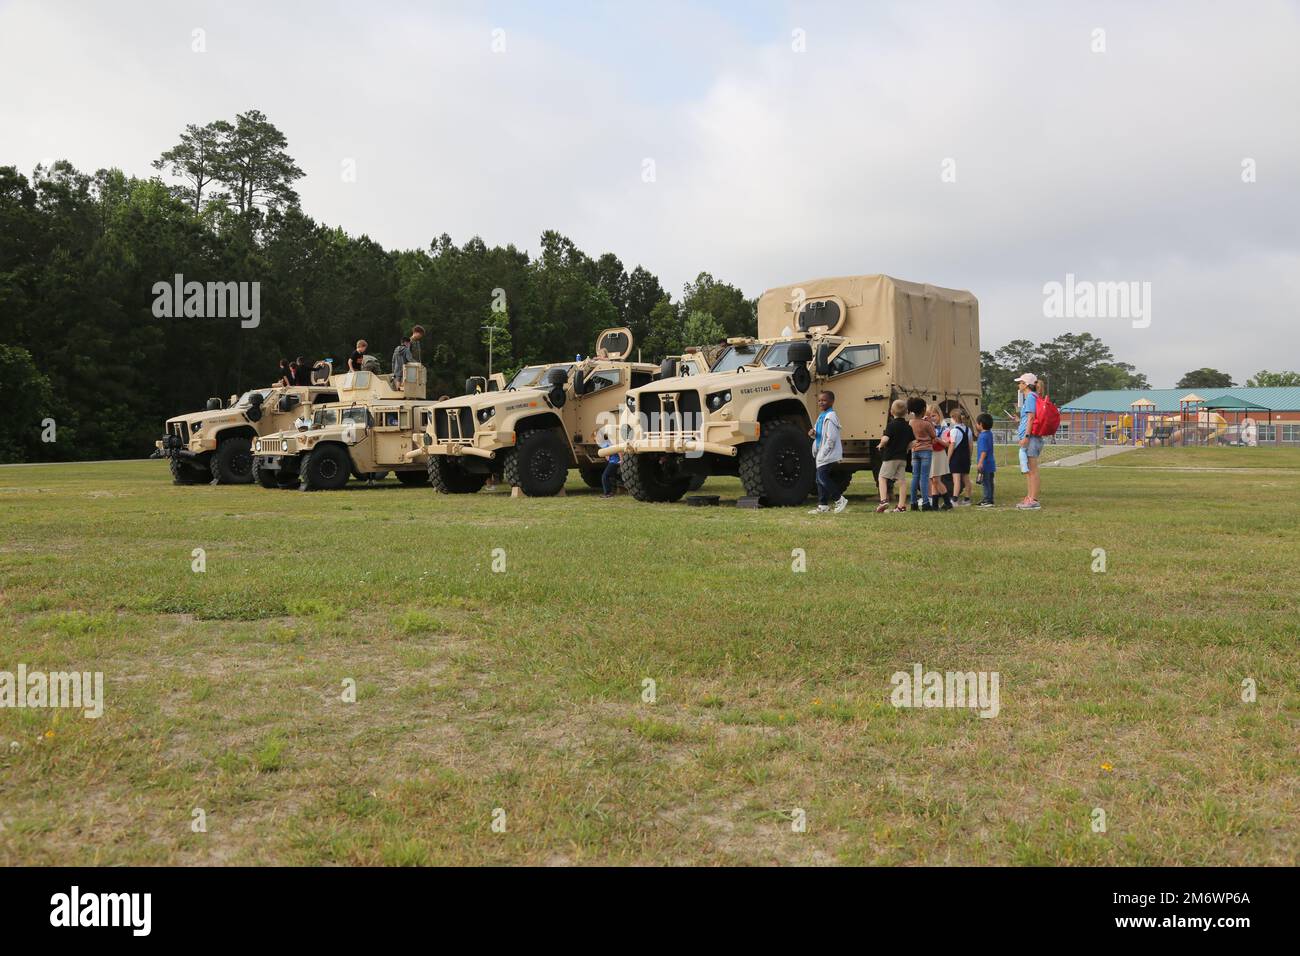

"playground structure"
[1059, 393, 1273, 447]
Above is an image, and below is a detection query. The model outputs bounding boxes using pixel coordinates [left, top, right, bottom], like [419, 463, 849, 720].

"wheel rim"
[530, 450, 557, 482]
[774, 448, 802, 487]
[232, 452, 252, 476]
[319, 458, 339, 480]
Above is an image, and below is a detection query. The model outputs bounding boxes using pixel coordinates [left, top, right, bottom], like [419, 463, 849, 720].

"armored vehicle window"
[585, 369, 621, 393]
[507, 364, 572, 389]
[631, 370, 654, 388]
[828, 344, 882, 375]
[713, 344, 762, 373]
[312, 391, 338, 404]
[236, 388, 272, 406]
[313, 408, 338, 427]
[342, 407, 370, 426]
[798, 299, 840, 330]
[760, 342, 799, 368]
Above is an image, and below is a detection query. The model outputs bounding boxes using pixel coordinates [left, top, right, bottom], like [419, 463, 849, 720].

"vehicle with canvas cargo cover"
[251, 362, 438, 490]
[606, 275, 981, 505]
[419, 328, 660, 496]
[155, 375, 342, 485]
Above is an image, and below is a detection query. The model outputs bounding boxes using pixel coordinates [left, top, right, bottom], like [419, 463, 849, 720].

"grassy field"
[1, 447, 1296, 865]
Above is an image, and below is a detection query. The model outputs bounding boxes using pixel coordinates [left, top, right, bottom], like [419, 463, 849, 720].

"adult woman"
[1015, 373, 1043, 510]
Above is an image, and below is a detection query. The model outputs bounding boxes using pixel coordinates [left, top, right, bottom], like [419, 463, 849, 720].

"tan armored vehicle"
[251, 362, 437, 490]
[420, 328, 659, 495]
[608, 275, 981, 505]
[156, 375, 342, 485]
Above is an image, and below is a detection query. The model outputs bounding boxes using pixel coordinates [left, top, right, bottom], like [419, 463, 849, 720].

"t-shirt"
[1017, 392, 1038, 440]
[288, 364, 309, 385]
[976, 430, 996, 472]
[598, 438, 620, 465]
[348, 350, 366, 371]
[881, 416, 912, 461]
[947, 424, 966, 450]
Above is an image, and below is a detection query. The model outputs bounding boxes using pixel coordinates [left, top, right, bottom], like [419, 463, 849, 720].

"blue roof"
[1062, 387, 1300, 413]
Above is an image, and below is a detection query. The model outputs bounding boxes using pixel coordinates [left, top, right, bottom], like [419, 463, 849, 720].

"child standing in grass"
[875, 398, 911, 513]
[975, 412, 996, 507]
[907, 397, 937, 511]
[928, 405, 953, 510]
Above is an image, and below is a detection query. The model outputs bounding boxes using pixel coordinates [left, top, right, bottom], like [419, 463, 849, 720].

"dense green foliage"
[0, 116, 757, 462]
[981, 333, 1149, 417]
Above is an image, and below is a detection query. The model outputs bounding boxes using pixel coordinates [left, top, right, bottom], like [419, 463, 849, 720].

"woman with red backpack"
[1015, 373, 1044, 510]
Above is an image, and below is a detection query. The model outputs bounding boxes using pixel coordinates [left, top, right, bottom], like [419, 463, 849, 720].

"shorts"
[1024, 435, 1045, 459]
[879, 459, 907, 481]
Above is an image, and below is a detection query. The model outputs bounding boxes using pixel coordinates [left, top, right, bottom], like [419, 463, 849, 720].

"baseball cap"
[1014, 372, 1038, 385]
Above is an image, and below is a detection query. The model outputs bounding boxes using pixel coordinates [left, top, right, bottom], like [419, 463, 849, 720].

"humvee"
[251, 362, 437, 490]
[419, 328, 660, 496]
[607, 275, 981, 505]
[155, 376, 342, 485]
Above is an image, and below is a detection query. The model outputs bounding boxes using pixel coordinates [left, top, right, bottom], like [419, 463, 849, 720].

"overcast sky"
[2, 0, 1297, 387]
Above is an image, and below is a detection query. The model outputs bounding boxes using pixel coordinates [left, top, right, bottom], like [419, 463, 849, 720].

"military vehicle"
[155, 373, 342, 485]
[419, 328, 660, 496]
[607, 275, 981, 505]
[251, 361, 437, 490]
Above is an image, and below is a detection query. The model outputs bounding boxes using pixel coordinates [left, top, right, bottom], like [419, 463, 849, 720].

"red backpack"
[1030, 393, 1061, 437]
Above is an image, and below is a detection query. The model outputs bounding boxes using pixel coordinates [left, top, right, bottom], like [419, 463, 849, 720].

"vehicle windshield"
[712, 344, 762, 373]
[312, 408, 339, 428]
[506, 364, 573, 389]
[759, 342, 800, 368]
[235, 388, 272, 406]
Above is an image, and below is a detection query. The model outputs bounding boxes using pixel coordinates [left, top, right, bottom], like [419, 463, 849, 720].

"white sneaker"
[833, 496, 849, 513]
[808, 505, 829, 514]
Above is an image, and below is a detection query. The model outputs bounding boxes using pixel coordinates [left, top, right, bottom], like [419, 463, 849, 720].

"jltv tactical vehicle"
[251, 362, 437, 490]
[420, 328, 660, 496]
[608, 275, 981, 505]
[156, 377, 342, 485]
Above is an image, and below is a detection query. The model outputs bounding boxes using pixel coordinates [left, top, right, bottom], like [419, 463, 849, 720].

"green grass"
[0, 450, 1296, 865]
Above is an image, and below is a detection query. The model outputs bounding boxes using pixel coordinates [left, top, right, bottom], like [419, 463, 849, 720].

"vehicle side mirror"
[206, 397, 222, 411]
[658, 358, 678, 379]
[465, 376, 484, 395]
[815, 343, 833, 377]
[278, 394, 300, 412]
[787, 341, 813, 366]
[572, 369, 587, 395]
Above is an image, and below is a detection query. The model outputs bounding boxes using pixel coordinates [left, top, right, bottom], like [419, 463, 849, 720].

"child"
[948, 409, 973, 505]
[809, 391, 848, 514]
[928, 406, 952, 510]
[1014, 373, 1044, 509]
[907, 397, 937, 511]
[975, 412, 996, 506]
[875, 399, 911, 513]
[594, 428, 620, 498]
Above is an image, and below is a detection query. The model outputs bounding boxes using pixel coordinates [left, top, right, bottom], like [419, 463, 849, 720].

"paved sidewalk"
[1042, 445, 1138, 467]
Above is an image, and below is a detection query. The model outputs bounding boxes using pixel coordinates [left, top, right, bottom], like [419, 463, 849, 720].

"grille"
[435, 407, 475, 442]
[260, 438, 286, 454]
[639, 390, 702, 435]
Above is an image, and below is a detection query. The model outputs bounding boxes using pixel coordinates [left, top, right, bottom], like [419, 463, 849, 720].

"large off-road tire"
[169, 457, 207, 485]
[210, 436, 254, 484]
[620, 453, 691, 503]
[253, 459, 279, 489]
[738, 418, 816, 506]
[300, 444, 352, 491]
[579, 465, 605, 489]
[396, 469, 430, 487]
[687, 473, 707, 492]
[502, 429, 569, 497]
[426, 456, 487, 493]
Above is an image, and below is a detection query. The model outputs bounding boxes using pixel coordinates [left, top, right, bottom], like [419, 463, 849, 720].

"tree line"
[9, 110, 1277, 462]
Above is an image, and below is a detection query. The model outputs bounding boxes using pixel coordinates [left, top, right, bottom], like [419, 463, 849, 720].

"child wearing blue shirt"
[975, 413, 996, 507]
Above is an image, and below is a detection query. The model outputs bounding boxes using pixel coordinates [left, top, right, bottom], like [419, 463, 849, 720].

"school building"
[1058, 388, 1300, 447]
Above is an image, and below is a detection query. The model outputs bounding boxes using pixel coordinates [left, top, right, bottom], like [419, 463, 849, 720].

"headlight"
[254, 439, 261, 451]
[706, 390, 733, 411]
[192, 421, 203, 431]
[626, 395, 637, 412]
[477, 406, 496, 424]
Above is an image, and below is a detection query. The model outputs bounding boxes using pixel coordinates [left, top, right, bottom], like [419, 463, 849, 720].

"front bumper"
[155, 435, 209, 460]
[425, 431, 510, 459]
[607, 420, 757, 458]
[254, 454, 302, 474]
